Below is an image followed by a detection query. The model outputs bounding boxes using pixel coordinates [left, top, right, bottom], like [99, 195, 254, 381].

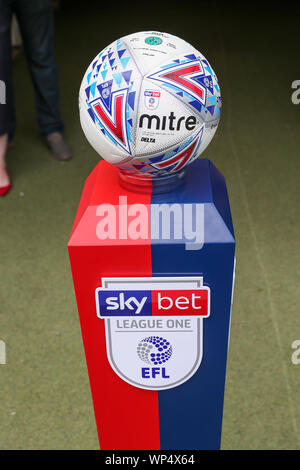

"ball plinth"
[118, 168, 186, 194]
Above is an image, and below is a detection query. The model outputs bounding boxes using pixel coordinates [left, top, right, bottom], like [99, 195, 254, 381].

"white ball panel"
[122, 31, 192, 75]
[134, 78, 201, 157]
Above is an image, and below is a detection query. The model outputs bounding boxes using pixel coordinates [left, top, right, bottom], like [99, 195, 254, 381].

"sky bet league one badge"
[68, 31, 235, 450]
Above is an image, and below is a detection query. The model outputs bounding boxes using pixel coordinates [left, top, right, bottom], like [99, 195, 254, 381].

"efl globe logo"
[138, 336, 173, 380]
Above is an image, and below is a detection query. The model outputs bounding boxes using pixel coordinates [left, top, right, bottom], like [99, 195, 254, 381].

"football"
[79, 31, 221, 179]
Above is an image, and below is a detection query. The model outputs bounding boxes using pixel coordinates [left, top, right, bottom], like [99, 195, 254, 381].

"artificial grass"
[0, 2, 299, 449]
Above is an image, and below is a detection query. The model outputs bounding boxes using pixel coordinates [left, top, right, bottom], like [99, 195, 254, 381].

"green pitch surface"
[0, 2, 299, 449]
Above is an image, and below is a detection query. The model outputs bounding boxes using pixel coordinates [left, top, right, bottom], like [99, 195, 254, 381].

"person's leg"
[0, 0, 14, 193]
[13, 0, 64, 136]
[0, 133, 10, 191]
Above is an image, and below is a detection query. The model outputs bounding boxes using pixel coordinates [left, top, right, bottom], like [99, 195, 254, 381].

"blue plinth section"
[151, 158, 235, 450]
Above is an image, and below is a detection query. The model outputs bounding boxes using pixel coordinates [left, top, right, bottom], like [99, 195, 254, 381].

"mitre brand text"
[139, 112, 197, 131]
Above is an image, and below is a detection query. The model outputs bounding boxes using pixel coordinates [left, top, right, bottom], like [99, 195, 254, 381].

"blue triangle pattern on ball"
[118, 49, 126, 59]
[112, 72, 123, 87]
[101, 70, 108, 81]
[120, 57, 130, 69]
[85, 86, 91, 99]
[122, 70, 132, 84]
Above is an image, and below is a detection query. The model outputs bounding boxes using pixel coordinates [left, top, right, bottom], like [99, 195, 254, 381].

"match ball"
[79, 31, 221, 178]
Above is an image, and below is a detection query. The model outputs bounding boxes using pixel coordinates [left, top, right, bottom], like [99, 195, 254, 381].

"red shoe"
[0, 167, 11, 196]
[0, 183, 11, 196]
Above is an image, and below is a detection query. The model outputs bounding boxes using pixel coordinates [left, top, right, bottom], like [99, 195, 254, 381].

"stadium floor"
[0, 1, 299, 449]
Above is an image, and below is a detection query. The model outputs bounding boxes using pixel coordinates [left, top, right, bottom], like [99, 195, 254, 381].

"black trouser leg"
[0, 0, 14, 138]
[13, 0, 64, 136]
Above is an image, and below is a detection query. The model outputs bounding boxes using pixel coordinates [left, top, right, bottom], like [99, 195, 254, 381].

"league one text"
[69, 31, 235, 450]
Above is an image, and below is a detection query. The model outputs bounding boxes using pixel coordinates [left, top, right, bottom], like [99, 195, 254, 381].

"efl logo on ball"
[144, 90, 161, 110]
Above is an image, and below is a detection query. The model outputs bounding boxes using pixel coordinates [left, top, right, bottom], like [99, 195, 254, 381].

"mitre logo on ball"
[138, 112, 198, 131]
[79, 31, 221, 181]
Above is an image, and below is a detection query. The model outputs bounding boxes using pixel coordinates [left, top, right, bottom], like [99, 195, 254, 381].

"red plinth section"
[68, 161, 160, 450]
